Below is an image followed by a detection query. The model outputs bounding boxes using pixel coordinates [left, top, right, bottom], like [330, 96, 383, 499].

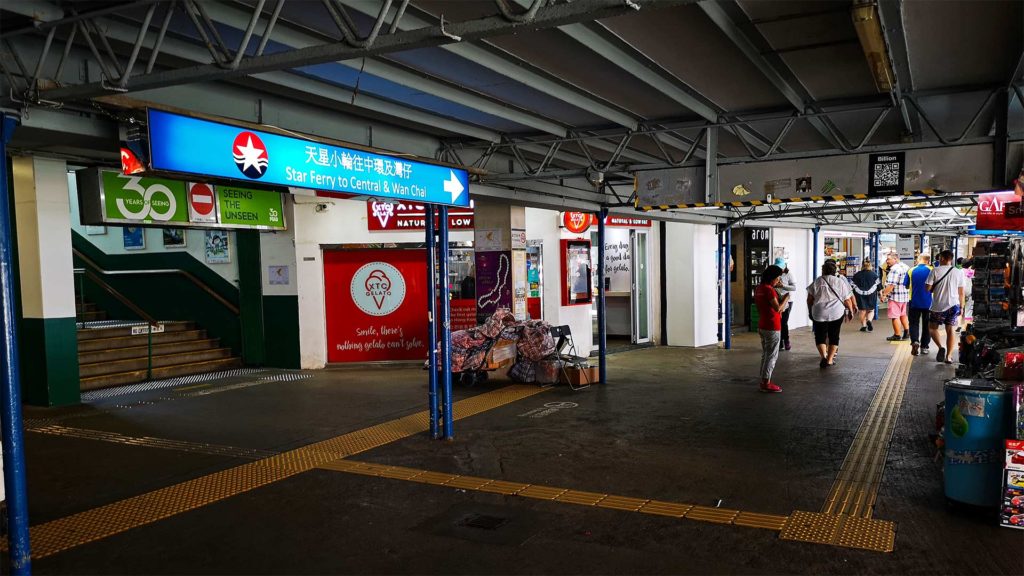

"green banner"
[81, 170, 286, 231]
[218, 185, 285, 228]
[102, 171, 188, 224]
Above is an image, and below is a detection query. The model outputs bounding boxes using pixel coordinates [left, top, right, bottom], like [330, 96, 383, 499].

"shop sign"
[366, 200, 473, 231]
[561, 212, 594, 234]
[145, 109, 470, 207]
[323, 249, 428, 362]
[606, 216, 651, 227]
[977, 191, 1022, 231]
[77, 169, 286, 230]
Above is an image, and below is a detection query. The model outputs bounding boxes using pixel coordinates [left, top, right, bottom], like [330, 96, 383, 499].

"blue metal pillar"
[717, 227, 723, 344]
[0, 113, 31, 574]
[438, 205, 453, 439]
[874, 230, 881, 320]
[724, 226, 732, 351]
[597, 207, 608, 384]
[425, 204, 439, 440]
[812, 226, 820, 277]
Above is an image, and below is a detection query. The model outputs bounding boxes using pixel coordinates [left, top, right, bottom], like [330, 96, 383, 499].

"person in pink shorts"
[879, 252, 910, 342]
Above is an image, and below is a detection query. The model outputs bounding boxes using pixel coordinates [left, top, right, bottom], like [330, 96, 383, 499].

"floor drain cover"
[461, 514, 508, 530]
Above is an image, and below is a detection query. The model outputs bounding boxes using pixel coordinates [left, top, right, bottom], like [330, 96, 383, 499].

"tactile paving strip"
[317, 459, 790, 533]
[822, 345, 912, 519]
[4, 385, 546, 559]
[780, 511, 896, 553]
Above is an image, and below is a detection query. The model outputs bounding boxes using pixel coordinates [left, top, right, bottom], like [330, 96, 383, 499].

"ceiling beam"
[37, 0, 692, 102]
[875, 0, 921, 139]
[698, 0, 846, 151]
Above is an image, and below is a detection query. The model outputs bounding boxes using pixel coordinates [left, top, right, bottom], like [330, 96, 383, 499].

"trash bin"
[944, 379, 1013, 507]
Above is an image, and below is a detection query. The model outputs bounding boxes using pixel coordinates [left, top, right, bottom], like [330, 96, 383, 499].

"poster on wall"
[475, 251, 512, 322]
[162, 228, 187, 248]
[204, 230, 230, 264]
[604, 229, 632, 293]
[123, 227, 145, 250]
[512, 250, 527, 321]
[323, 249, 428, 362]
[868, 152, 905, 196]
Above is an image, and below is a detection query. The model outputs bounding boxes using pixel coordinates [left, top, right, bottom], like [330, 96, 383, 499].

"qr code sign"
[873, 161, 901, 188]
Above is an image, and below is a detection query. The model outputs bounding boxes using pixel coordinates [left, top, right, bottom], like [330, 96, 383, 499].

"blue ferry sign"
[145, 109, 470, 207]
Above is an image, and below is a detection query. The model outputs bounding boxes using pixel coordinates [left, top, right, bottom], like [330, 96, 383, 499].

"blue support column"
[0, 113, 31, 574]
[724, 226, 732, 351]
[812, 226, 820, 277]
[874, 230, 881, 320]
[597, 207, 608, 384]
[425, 204, 439, 440]
[438, 206, 454, 439]
[717, 227, 723, 344]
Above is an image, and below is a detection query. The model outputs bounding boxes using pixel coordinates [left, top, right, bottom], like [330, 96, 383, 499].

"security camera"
[315, 203, 329, 213]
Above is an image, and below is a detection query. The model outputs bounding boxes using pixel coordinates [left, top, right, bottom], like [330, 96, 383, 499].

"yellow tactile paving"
[318, 458, 788, 534]
[6, 384, 546, 560]
[821, 345, 911, 520]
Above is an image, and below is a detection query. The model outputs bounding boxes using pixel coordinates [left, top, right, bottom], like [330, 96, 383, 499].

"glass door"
[631, 230, 650, 343]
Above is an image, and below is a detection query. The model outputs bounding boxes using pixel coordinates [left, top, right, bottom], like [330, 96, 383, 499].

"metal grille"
[26, 425, 277, 459]
[79, 369, 271, 400]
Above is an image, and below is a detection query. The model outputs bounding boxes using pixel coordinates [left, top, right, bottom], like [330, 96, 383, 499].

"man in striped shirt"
[879, 253, 911, 341]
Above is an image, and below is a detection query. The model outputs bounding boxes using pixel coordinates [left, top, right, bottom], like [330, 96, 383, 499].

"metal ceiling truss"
[457, 84, 1024, 183]
[721, 193, 978, 233]
[0, 0, 694, 103]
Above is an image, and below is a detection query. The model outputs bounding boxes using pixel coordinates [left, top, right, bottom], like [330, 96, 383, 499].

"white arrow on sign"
[443, 170, 465, 204]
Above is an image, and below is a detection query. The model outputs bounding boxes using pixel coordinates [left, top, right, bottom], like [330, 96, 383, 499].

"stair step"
[78, 339, 220, 364]
[79, 348, 233, 378]
[77, 329, 208, 352]
[76, 311, 108, 322]
[77, 321, 194, 341]
[79, 357, 244, 391]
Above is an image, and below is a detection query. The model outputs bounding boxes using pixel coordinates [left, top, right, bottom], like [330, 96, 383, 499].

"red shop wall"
[323, 249, 428, 362]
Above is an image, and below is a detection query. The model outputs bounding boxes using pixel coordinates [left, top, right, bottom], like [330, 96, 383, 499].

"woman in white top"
[807, 260, 857, 369]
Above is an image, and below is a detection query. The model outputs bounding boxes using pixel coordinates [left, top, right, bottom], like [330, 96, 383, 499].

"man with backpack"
[926, 250, 965, 364]
[879, 252, 911, 341]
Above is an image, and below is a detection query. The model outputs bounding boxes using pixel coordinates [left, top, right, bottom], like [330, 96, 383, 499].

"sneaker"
[921, 347, 931, 355]
[867, 321, 874, 332]
[759, 381, 782, 393]
[936, 347, 946, 363]
[860, 326, 868, 332]
[784, 342, 791, 351]
[886, 335, 903, 342]
[911, 342, 920, 356]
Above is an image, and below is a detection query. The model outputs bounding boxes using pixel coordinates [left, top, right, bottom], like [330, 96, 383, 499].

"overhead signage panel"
[366, 200, 473, 231]
[146, 109, 470, 208]
[77, 169, 286, 231]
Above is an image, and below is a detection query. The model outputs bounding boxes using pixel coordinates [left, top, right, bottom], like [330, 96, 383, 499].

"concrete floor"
[10, 326, 1024, 574]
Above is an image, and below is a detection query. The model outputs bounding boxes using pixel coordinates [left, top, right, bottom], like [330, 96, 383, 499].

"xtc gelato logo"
[232, 131, 268, 179]
[350, 262, 406, 316]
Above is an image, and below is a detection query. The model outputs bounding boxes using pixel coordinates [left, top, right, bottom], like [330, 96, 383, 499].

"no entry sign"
[189, 183, 217, 223]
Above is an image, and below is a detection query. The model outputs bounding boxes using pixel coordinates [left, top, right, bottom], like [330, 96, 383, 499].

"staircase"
[76, 302, 243, 391]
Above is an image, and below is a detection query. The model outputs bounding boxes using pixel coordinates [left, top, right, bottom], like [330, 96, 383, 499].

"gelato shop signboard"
[77, 169, 286, 231]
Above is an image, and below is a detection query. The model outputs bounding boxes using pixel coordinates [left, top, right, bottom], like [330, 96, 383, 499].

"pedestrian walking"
[774, 257, 797, 351]
[879, 252, 911, 341]
[907, 254, 933, 356]
[927, 250, 965, 364]
[807, 260, 857, 369]
[852, 260, 879, 332]
[755, 265, 789, 393]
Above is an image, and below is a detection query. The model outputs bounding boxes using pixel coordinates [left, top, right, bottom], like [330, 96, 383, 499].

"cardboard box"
[484, 339, 517, 370]
[559, 365, 597, 387]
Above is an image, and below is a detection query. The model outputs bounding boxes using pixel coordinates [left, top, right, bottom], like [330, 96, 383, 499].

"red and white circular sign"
[188, 183, 218, 223]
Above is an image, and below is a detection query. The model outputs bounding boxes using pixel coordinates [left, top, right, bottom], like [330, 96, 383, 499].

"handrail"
[82, 269, 158, 325]
[72, 248, 241, 315]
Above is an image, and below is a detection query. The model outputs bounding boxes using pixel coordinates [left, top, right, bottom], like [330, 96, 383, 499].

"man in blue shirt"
[908, 254, 933, 356]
